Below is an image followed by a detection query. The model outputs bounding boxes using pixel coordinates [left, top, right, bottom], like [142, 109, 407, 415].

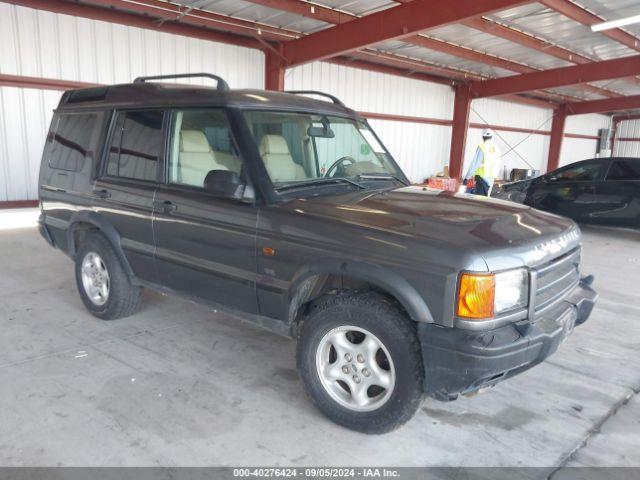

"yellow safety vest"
[475, 141, 501, 181]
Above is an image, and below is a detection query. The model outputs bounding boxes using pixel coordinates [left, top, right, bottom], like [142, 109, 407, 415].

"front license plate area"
[558, 308, 578, 342]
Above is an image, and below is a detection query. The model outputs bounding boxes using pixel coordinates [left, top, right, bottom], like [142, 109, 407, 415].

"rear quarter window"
[606, 160, 640, 181]
[48, 113, 98, 172]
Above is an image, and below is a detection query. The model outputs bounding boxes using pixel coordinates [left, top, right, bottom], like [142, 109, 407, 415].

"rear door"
[594, 158, 640, 226]
[93, 109, 166, 283]
[152, 108, 259, 313]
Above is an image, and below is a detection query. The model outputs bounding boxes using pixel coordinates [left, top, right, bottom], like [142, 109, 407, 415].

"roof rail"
[286, 90, 345, 106]
[133, 73, 229, 92]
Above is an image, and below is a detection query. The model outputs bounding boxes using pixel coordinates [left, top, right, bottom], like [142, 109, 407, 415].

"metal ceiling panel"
[317, 0, 396, 16]
[175, 0, 328, 34]
[489, 2, 638, 61]
[373, 40, 517, 78]
[424, 24, 573, 70]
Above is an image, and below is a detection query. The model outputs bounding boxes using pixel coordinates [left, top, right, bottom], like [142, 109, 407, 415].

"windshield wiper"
[356, 173, 409, 186]
[277, 177, 365, 191]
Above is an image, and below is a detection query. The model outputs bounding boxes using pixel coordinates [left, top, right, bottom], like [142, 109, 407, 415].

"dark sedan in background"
[492, 157, 640, 228]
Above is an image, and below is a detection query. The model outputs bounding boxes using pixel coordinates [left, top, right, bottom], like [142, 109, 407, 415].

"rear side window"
[48, 113, 98, 172]
[107, 110, 164, 182]
[606, 160, 640, 181]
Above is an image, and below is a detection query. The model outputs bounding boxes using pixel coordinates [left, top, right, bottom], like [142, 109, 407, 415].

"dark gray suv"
[38, 74, 597, 433]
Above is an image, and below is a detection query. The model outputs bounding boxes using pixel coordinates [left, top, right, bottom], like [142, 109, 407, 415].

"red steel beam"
[540, 0, 640, 53]
[360, 110, 599, 139]
[0, 200, 39, 209]
[547, 105, 567, 171]
[327, 57, 455, 87]
[5, 0, 264, 49]
[565, 94, 640, 115]
[449, 84, 472, 180]
[0, 74, 96, 90]
[281, 0, 530, 67]
[265, 49, 285, 91]
[470, 55, 640, 98]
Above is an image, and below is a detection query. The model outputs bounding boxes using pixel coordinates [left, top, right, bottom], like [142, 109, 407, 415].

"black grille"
[534, 248, 581, 313]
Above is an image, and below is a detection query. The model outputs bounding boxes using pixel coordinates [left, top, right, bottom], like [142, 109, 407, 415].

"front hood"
[279, 186, 579, 269]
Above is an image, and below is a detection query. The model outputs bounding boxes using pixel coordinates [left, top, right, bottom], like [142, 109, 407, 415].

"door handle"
[91, 189, 111, 199]
[153, 200, 177, 213]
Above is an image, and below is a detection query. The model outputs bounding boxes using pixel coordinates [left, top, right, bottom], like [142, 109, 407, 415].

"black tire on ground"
[296, 291, 425, 434]
[74, 232, 142, 320]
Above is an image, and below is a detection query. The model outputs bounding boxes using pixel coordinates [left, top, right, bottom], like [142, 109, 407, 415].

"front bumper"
[418, 278, 597, 401]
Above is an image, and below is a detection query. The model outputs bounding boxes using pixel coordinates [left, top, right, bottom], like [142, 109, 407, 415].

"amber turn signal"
[457, 273, 495, 319]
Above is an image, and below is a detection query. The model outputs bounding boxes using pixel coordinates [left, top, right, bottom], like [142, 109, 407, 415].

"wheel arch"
[66, 211, 134, 277]
[288, 259, 434, 330]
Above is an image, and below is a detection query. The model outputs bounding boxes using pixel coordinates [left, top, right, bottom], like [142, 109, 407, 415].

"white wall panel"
[286, 62, 455, 183]
[558, 114, 611, 168]
[614, 119, 640, 157]
[287, 61, 608, 182]
[0, 3, 264, 201]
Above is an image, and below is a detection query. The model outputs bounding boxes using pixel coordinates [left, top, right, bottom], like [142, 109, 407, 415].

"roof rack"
[286, 90, 345, 106]
[133, 73, 229, 92]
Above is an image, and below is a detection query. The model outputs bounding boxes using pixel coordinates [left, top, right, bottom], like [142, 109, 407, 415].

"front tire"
[296, 292, 425, 434]
[75, 232, 142, 320]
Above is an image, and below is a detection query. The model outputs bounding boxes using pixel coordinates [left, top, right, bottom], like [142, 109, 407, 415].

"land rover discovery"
[38, 73, 598, 433]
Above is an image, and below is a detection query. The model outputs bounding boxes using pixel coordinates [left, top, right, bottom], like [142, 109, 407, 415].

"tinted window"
[553, 162, 605, 182]
[107, 110, 164, 181]
[606, 160, 640, 181]
[168, 109, 243, 188]
[48, 114, 98, 172]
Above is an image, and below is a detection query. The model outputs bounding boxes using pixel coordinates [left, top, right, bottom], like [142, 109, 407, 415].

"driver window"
[553, 161, 605, 182]
[169, 109, 243, 188]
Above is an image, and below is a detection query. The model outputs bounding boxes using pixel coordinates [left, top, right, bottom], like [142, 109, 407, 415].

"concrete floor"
[0, 210, 639, 469]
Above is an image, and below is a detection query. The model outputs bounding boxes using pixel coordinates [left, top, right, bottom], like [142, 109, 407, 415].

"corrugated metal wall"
[286, 62, 609, 183]
[1, 3, 612, 200]
[614, 119, 640, 157]
[0, 3, 264, 202]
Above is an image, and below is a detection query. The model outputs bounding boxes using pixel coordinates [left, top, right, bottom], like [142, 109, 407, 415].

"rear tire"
[296, 291, 425, 434]
[75, 232, 141, 320]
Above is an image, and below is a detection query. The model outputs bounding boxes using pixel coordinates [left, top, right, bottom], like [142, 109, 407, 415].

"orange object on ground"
[427, 177, 459, 192]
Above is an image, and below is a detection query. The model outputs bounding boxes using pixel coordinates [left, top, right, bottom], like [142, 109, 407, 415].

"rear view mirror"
[307, 125, 334, 138]
[203, 170, 255, 203]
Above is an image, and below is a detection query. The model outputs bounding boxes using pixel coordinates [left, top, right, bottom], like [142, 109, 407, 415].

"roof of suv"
[58, 82, 357, 117]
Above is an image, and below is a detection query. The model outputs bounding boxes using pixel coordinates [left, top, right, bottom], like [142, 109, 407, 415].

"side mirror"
[203, 170, 255, 203]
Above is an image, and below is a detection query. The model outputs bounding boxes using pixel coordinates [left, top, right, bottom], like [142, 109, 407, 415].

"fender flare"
[288, 259, 434, 324]
[66, 211, 134, 277]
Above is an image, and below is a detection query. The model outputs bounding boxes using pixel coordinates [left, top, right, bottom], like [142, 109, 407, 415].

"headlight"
[457, 268, 529, 320]
[494, 268, 528, 314]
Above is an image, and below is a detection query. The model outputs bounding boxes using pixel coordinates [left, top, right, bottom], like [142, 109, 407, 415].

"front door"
[152, 108, 258, 313]
[93, 109, 166, 283]
[529, 159, 608, 221]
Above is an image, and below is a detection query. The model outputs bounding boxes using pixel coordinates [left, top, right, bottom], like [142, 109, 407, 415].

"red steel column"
[547, 105, 567, 172]
[265, 49, 285, 91]
[449, 84, 472, 180]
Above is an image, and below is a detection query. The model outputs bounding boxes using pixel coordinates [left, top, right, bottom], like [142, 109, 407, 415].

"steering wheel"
[324, 156, 355, 178]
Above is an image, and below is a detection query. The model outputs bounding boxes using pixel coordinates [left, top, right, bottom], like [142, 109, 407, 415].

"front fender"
[289, 259, 434, 324]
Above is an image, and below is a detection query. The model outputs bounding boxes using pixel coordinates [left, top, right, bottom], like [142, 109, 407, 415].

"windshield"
[243, 111, 406, 190]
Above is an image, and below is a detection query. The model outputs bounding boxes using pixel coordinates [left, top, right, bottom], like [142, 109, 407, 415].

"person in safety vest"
[463, 129, 501, 196]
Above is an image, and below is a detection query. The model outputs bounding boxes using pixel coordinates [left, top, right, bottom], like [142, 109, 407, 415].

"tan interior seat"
[259, 134, 307, 183]
[179, 130, 227, 186]
[214, 150, 243, 174]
